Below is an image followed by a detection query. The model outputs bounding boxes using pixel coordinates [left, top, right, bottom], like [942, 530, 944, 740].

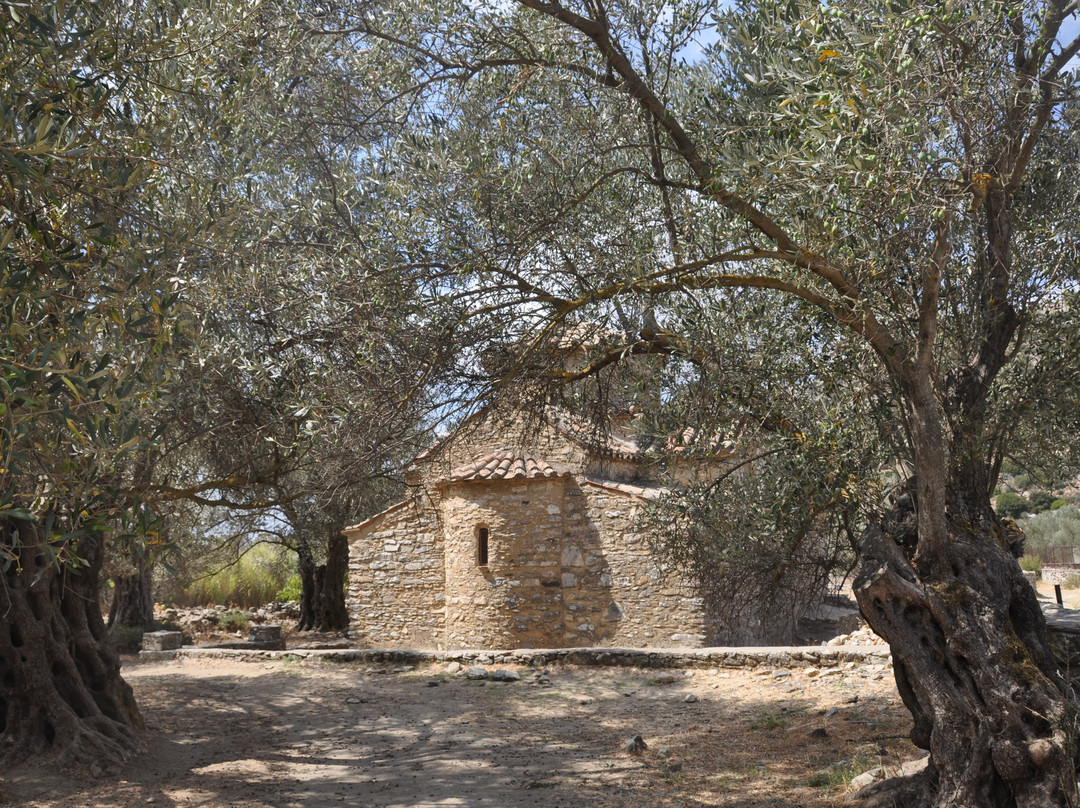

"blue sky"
[677, 8, 1080, 70]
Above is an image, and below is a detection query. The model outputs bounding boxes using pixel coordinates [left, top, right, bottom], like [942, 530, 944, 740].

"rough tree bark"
[0, 519, 143, 772]
[106, 560, 154, 631]
[855, 514, 1074, 807]
[853, 386, 1076, 807]
[295, 545, 318, 632]
[296, 532, 349, 633]
[313, 531, 349, 632]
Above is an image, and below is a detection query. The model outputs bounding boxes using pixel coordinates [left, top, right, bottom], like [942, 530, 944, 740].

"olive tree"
[0, 0, 251, 770]
[321, 1, 1080, 804]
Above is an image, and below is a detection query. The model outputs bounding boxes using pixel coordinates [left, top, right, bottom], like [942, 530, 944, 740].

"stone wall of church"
[440, 476, 568, 648]
[345, 496, 447, 649]
[580, 484, 710, 647]
[346, 480, 713, 650]
[345, 406, 714, 650]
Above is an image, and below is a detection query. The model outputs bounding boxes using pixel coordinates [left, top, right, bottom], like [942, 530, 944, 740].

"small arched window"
[476, 526, 489, 567]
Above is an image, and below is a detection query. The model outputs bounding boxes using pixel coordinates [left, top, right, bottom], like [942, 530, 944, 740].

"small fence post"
[1055, 585, 1064, 606]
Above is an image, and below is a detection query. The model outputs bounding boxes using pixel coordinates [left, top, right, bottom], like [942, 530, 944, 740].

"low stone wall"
[136, 644, 891, 670]
[1040, 565, 1080, 585]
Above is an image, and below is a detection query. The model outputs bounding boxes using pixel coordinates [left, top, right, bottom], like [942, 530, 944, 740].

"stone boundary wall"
[1040, 565, 1080, 585]
[139, 644, 891, 669]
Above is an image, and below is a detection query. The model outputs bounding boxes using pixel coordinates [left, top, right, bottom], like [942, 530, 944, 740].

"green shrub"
[1012, 473, 1031, 492]
[108, 624, 145, 654]
[1030, 491, 1057, 513]
[749, 711, 788, 731]
[805, 754, 878, 790]
[1052, 499, 1071, 511]
[1018, 555, 1042, 574]
[995, 492, 1029, 519]
[275, 573, 302, 602]
[218, 610, 250, 633]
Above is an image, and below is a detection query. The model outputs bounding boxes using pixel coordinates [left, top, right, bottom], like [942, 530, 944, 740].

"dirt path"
[4, 656, 920, 807]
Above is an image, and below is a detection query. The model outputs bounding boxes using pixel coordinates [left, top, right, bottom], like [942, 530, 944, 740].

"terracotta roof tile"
[582, 478, 668, 501]
[447, 450, 563, 483]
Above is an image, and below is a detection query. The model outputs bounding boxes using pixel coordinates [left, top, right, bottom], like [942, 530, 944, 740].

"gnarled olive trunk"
[855, 501, 1076, 807]
[107, 561, 154, 631]
[313, 531, 349, 632]
[0, 520, 142, 772]
[296, 532, 349, 633]
[296, 545, 318, 632]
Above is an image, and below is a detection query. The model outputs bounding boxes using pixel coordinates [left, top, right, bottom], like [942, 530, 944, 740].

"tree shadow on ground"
[5, 660, 916, 808]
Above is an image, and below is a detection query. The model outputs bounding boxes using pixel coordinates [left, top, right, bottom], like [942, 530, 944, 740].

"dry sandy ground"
[3, 655, 922, 808]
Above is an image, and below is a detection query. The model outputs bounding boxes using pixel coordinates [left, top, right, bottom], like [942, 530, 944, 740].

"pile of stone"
[155, 601, 300, 639]
[205, 624, 286, 652]
[444, 660, 523, 682]
[822, 627, 886, 647]
[796, 595, 863, 643]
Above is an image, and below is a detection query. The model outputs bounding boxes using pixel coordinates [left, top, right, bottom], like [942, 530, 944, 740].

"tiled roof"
[582, 478, 668, 501]
[447, 450, 564, 483]
[545, 407, 641, 460]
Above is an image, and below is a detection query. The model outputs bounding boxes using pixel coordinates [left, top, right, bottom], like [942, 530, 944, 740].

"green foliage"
[1021, 508, 1080, 551]
[749, 711, 788, 731]
[1052, 499, 1071, 511]
[330, 0, 1080, 531]
[1019, 555, 1042, 574]
[218, 610, 249, 633]
[1001, 459, 1023, 477]
[0, 0, 189, 572]
[172, 543, 294, 609]
[996, 492, 1030, 519]
[275, 574, 303, 603]
[1030, 491, 1058, 513]
[805, 754, 879, 790]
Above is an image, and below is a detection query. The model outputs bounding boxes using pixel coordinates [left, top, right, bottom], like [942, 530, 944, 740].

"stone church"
[344, 402, 725, 650]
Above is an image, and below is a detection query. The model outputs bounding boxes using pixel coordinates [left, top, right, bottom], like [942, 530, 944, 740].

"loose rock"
[849, 767, 884, 790]
[625, 735, 648, 755]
